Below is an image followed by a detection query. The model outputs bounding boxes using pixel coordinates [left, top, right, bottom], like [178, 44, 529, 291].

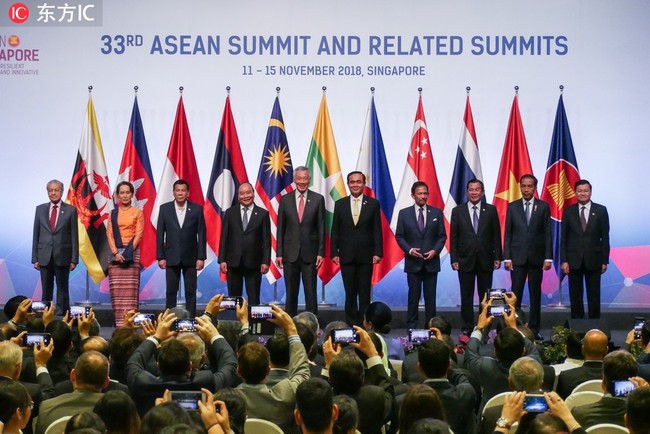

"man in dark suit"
[450, 179, 502, 332]
[556, 328, 608, 398]
[331, 171, 383, 326]
[503, 174, 552, 338]
[32, 180, 79, 315]
[276, 166, 325, 316]
[219, 182, 271, 305]
[396, 181, 447, 329]
[156, 179, 206, 317]
[561, 179, 610, 319]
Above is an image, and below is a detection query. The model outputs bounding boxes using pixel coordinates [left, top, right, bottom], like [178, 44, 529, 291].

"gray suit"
[32, 201, 78, 312]
[35, 389, 103, 434]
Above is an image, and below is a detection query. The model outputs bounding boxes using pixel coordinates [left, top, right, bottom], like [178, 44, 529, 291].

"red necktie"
[49, 204, 58, 231]
[298, 194, 305, 222]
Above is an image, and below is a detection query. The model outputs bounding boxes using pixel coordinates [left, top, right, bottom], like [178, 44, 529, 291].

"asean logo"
[8, 3, 29, 24]
[8, 35, 20, 47]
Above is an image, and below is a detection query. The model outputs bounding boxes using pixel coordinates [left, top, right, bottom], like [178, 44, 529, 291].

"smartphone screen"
[221, 296, 243, 310]
[133, 313, 155, 325]
[523, 395, 549, 412]
[69, 306, 90, 319]
[31, 301, 50, 312]
[250, 305, 273, 319]
[23, 333, 52, 348]
[488, 305, 510, 317]
[332, 328, 360, 344]
[408, 329, 433, 344]
[612, 380, 636, 397]
[489, 288, 506, 299]
[172, 319, 197, 332]
[634, 317, 645, 340]
[170, 391, 204, 411]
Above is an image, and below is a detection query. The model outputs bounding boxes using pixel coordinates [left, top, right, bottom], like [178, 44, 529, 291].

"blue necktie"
[472, 206, 479, 233]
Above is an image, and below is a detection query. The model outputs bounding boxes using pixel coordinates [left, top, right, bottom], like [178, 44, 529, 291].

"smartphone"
[69, 305, 91, 319]
[489, 288, 506, 300]
[170, 391, 205, 411]
[250, 305, 273, 320]
[634, 317, 645, 340]
[612, 380, 636, 397]
[488, 305, 511, 317]
[23, 333, 52, 348]
[408, 329, 433, 344]
[221, 296, 244, 310]
[133, 313, 155, 326]
[331, 328, 360, 344]
[523, 394, 549, 412]
[31, 301, 51, 312]
[172, 319, 197, 332]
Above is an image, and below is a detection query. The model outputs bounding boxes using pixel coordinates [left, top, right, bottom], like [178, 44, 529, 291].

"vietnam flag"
[492, 93, 535, 238]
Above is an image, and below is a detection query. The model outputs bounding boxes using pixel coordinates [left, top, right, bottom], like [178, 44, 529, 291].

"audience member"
[265, 332, 290, 386]
[64, 412, 106, 434]
[333, 394, 358, 434]
[398, 384, 445, 434]
[139, 402, 193, 434]
[407, 418, 452, 434]
[93, 390, 140, 434]
[363, 302, 404, 367]
[176, 332, 207, 372]
[108, 327, 145, 384]
[626, 386, 650, 434]
[556, 328, 608, 398]
[0, 380, 33, 434]
[213, 388, 246, 434]
[295, 378, 338, 434]
[551, 330, 585, 389]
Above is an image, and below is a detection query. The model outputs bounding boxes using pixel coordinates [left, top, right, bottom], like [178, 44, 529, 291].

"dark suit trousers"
[40, 262, 70, 312]
[227, 266, 262, 305]
[458, 267, 493, 331]
[340, 262, 373, 326]
[165, 266, 197, 317]
[511, 263, 543, 332]
[568, 263, 601, 319]
[406, 269, 438, 329]
[283, 259, 318, 316]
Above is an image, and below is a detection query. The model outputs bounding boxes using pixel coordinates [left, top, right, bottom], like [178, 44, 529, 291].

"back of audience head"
[169, 307, 190, 320]
[158, 339, 191, 376]
[295, 378, 338, 434]
[295, 322, 317, 360]
[329, 352, 365, 395]
[324, 321, 349, 341]
[158, 424, 199, 434]
[641, 321, 650, 348]
[517, 412, 568, 434]
[294, 311, 320, 338]
[3, 295, 27, 320]
[214, 388, 247, 434]
[398, 384, 445, 434]
[363, 301, 392, 334]
[217, 320, 242, 353]
[355, 331, 383, 363]
[93, 390, 140, 434]
[495, 327, 525, 366]
[407, 418, 451, 434]
[176, 333, 206, 371]
[509, 356, 544, 392]
[81, 336, 110, 358]
[582, 329, 609, 360]
[333, 394, 358, 434]
[64, 412, 106, 434]
[626, 387, 650, 434]
[0, 341, 23, 378]
[237, 341, 270, 384]
[603, 350, 638, 394]
[266, 332, 290, 368]
[26, 317, 45, 333]
[73, 350, 109, 392]
[417, 338, 451, 379]
[46, 319, 73, 357]
[140, 402, 192, 434]
[426, 316, 452, 336]
[0, 380, 31, 431]
[565, 331, 585, 360]
[109, 327, 143, 369]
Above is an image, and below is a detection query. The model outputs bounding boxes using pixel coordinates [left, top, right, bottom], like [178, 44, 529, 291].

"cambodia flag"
[204, 95, 249, 271]
[541, 94, 580, 280]
[115, 96, 157, 268]
[356, 95, 402, 284]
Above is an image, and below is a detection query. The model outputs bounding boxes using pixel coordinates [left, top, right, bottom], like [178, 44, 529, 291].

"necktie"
[525, 201, 531, 225]
[418, 207, 425, 233]
[298, 194, 305, 222]
[472, 205, 479, 234]
[49, 204, 58, 231]
[242, 207, 249, 230]
[580, 206, 587, 231]
[352, 198, 360, 225]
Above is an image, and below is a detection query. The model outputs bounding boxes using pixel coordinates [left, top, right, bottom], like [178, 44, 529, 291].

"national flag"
[204, 95, 249, 267]
[443, 94, 485, 252]
[492, 94, 535, 237]
[391, 95, 446, 255]
[115, 95, 157, 268]
[305, 93, 347, 285]
[355, 95, 402, 284]
[541, 94, 580, 279]
[254, 96, 294, 283]
[66, 95, 114, 283]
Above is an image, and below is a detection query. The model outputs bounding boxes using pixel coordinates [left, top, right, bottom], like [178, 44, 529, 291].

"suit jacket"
[126, 337, 238, 416]
[503, 199, 552, 267]
[331, 195, 383, 264]
[32, 202, 79, 266]
[571, 396, 626, 429]
[450, 202, 503, 271]
[423, 376, 476, 434]
[53, 378, 129, 396]
[156, 200, 206, 267]
[556, 360, 603, 399]
[219, 204, 271, 268]
[276, 189, 325, 263]
[345, 363, 393, 434]
[560, 202, 610, 270]
[35, 389, 104, 434]
[395, 205, 447, 273]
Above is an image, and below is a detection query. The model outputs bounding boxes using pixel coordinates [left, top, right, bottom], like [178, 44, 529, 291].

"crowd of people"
[1, 292, 649, 434]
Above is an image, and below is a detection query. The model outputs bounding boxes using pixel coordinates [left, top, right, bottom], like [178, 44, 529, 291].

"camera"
[331, 328, 360, 344]
[170, 391, 205, 411]
[23, 333, 52, 348]
[523, 394, 549, 412]
[487, 305, 511, 317]
[221, 296, 244, 310]
[408, 329, 433, 344]
[133, 313, 155, 325]
[171, 319, 197, 332]
[250, 305, 273, 320]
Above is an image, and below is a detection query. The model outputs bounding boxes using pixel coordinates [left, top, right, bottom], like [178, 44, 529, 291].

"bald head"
[582, 329, 609, 360]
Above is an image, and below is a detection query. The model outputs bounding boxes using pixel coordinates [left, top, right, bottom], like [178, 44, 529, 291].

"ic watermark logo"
[3, 1, 103, 26]
[8, 3, 29, 24]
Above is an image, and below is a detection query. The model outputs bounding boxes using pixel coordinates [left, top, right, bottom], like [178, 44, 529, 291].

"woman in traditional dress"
[107, 181, 143, 326]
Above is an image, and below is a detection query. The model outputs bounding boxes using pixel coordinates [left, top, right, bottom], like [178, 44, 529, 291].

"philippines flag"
[255, 96, 294, 283]
[443, 94, 485, 252]
[391, 94, 446, 254]
[541, 94, 580, 280]
[115, 95, 157, 268]
[356, 95, 402, 284]
[204, 95, 249, 271]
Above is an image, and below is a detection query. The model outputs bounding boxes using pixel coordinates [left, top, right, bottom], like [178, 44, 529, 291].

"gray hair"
[0, 341, 23, 373]
[294, 311, 320, 336]
[46, 179, 64, 191]
[509, 356, 544, 392]
[176, 333, 206, 370]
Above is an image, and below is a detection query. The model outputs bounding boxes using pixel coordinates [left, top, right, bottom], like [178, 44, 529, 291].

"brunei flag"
[66, 95, 114, 283]
[305, 92, 347, 285]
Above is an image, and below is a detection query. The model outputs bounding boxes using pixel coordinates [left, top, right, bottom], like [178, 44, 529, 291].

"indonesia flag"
[115, 95, 157, 268]
[204, 94, 249, 270]
[356, 94, 403, 284]
[443, 94, 484, 252]
[391, 94, 446, 255]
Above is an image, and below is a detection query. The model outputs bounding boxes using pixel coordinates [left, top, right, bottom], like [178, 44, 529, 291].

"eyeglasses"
[23, 401, 34, 411]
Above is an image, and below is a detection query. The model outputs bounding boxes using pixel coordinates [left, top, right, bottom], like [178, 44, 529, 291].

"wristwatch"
[496, 417, 511, 429]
